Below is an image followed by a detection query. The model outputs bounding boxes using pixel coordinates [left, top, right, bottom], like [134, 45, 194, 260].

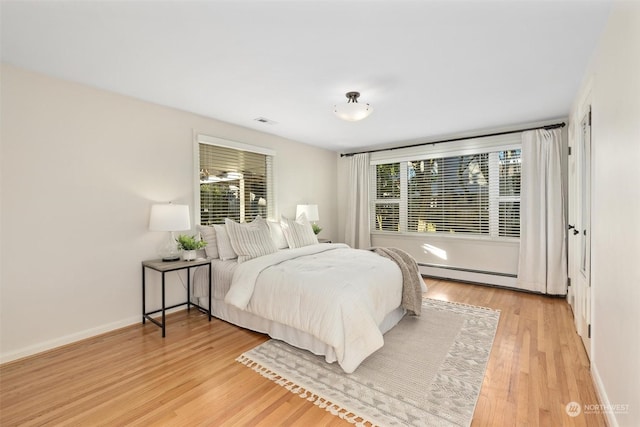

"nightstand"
[142, 258, 211, 337]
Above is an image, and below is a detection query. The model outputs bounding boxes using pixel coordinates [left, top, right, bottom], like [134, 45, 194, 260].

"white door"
[568, 109, 592, 358]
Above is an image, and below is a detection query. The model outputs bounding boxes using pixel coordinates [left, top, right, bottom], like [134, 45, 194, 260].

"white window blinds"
[197, 137, 274, 225]
[407, 154, 490, 235]
[371, 142, 521, 238]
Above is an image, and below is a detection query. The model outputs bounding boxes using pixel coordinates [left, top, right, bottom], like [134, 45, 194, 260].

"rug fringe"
[236, 355, 377, 427]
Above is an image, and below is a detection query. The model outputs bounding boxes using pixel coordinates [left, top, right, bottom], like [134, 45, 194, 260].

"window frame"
[369, 134, 521, 241]
[194, 133, 276, 225]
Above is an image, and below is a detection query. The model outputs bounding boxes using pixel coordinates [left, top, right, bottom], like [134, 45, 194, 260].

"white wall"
[0, 64, 338, 362]
[570, 3, 640, 425]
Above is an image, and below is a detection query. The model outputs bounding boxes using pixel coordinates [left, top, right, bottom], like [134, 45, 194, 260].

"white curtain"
[517, 128, 567, 294]
[345, 153, 371, 249]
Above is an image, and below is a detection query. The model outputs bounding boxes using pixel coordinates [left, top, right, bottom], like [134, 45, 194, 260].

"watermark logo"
[566, 401, 582, 417]
[584, 403, 630, 415]
[565, 401, 630, 417]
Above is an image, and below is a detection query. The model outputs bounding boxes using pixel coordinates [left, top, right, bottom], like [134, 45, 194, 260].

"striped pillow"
[280, 213, 318, 249]
[225, 216, 278, 263]
[213, 224, 237, 261]
[197, 225, 219, 259]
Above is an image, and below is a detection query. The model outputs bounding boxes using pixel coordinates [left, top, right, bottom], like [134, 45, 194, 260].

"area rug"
[237, 298, 500, 427]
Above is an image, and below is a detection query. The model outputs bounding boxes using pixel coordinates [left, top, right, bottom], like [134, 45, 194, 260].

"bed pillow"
[197, 225, 219, 259]
[268, 220, 289, 249]
[280, 213, 318, 249]
[213, 224, 238, 261]
[225, 216, 278, 263]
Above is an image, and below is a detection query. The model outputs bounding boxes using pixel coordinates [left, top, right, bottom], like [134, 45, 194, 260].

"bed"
[192, 215, 423, 373]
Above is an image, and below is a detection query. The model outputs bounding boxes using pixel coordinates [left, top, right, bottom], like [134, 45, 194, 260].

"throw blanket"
[370, 247, 424, 316]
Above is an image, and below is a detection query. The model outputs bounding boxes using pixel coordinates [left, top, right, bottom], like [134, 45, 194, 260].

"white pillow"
[268, 220, 289, 249]
[213, 224, 237, 261]
[280, 213, 318, 249]
[198, 225, 219, 259]
[225, 216, 278, 263]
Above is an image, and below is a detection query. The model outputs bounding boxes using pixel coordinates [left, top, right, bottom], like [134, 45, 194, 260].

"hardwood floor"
[0, 279, 606, 426]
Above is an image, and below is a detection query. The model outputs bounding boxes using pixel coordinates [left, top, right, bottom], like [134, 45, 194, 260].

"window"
[196, 135, 275, 225]
[371, 146, 521, 238]
[497, 149, 521, 237]
[374, 163, 401, 231]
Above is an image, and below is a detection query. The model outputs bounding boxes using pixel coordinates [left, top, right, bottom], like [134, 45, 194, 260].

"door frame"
[568, 90, 593, 358]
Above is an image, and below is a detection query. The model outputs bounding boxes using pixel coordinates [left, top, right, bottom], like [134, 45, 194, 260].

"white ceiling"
[1, 1, 612, 153]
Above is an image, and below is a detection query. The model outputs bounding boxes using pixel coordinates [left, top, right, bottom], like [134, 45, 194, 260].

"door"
[568, 109, 592, 358]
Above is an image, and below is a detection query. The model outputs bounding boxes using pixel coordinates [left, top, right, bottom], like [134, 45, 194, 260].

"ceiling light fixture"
[333, 91, 373, 121]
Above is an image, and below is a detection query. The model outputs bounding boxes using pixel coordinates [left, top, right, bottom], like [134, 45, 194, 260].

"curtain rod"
[340, 122, 566, 157]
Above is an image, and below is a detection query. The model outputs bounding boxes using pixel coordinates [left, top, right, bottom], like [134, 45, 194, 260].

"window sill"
[370, 230, 519, 244]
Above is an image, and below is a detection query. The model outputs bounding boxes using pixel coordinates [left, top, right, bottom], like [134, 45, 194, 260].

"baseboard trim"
[419, 264, 518, 288]
[591, 362, 619, 427]
[0, 315, 140, 364]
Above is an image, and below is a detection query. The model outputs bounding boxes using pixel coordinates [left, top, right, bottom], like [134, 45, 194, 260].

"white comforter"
[225, 243, 403, 373]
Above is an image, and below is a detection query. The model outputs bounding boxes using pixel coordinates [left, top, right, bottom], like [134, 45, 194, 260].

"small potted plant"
[311, 223, 322, 235]
[176, 234, 207, 261]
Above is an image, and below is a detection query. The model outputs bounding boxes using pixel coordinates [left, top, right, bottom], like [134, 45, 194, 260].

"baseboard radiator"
[419, 263, 518, 288]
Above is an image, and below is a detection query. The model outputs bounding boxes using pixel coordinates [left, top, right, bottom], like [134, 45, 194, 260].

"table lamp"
[149, 203, 191, 261]
[296, 204, 321, 235]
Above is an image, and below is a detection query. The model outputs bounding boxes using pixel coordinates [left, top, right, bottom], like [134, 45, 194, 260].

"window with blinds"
[374, 163, 401, 231]
[497, 149, 521, 237]
[198, 141, 274, 225]
[372, 148, 521, 238]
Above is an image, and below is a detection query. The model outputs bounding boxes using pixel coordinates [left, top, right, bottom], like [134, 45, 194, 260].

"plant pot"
[182, 250, 197, 261]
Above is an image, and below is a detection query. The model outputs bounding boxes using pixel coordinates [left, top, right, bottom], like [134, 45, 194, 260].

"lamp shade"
[296, 204, 319, 222]
[334, 102, 373, 121]
[149, 204, 191, 231]
[334, 91, 373, 121]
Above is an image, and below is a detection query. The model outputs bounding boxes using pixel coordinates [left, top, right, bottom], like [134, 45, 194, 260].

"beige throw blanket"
[370, 247, 424, 316]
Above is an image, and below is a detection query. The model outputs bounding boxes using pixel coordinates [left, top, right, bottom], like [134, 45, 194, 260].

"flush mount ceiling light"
[333, 91, 373, 121]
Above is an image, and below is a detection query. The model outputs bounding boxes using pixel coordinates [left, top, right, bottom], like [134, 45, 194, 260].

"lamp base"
[158, 231, 181, 262]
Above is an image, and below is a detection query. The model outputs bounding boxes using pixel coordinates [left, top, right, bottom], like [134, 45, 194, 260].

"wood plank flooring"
[0, 279, 606, 426]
